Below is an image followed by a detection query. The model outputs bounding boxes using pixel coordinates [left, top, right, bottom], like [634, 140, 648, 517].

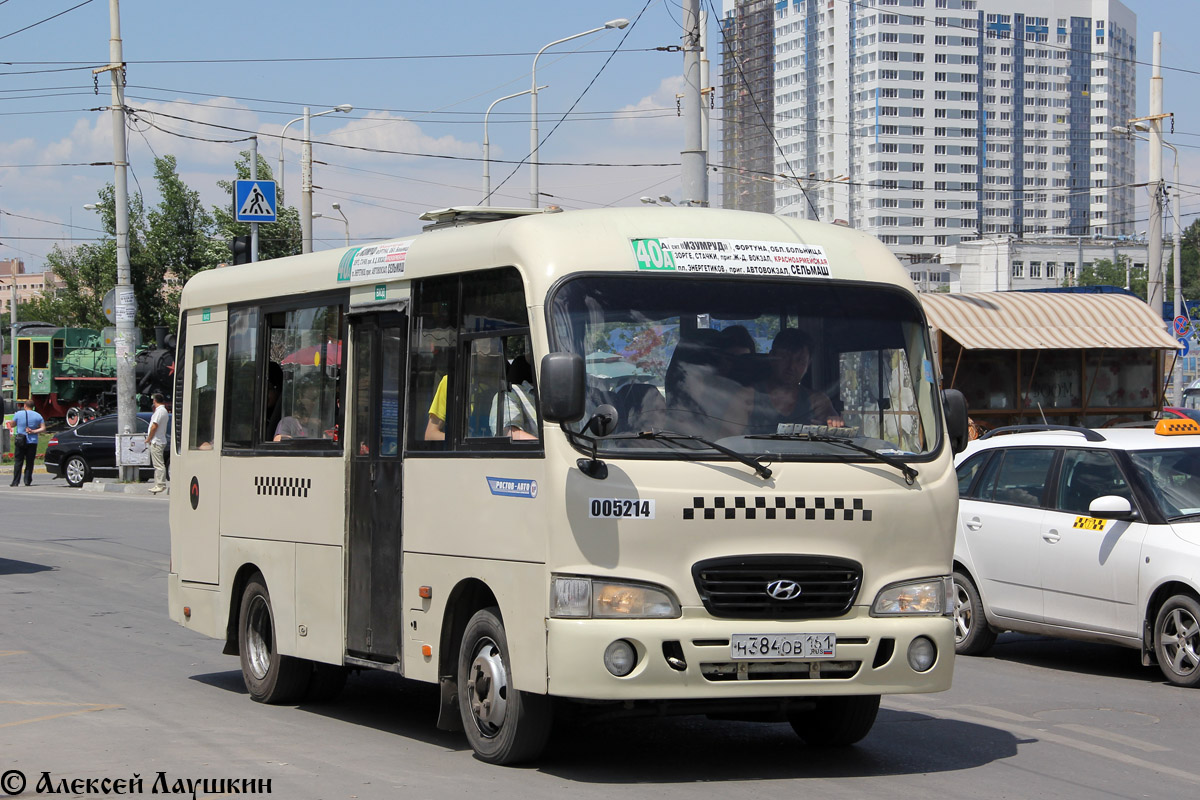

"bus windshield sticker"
[630, 238, 831, 279]
[486, 477, 538, 499]
[589, 498, 656, 519]
[338, 240, 413, 284]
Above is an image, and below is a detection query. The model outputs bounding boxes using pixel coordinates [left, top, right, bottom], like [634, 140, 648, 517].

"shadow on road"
[537, 709, 1018, 780]
[984, 632, 1160, 684]
[0, 557, 56, 576]
[191, 667, 1020, 776]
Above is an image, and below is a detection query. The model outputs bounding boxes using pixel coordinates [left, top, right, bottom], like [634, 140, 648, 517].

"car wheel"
[1154, 594, 1200, 687]
[953, 570, 997, 656]
[238, 576, 312, 703]
[788, 695, 880, 747]
[457, 607, 552, 764]
[64, 455, 91, 488]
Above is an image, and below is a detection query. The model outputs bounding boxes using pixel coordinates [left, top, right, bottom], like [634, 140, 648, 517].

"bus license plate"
[730, 633, 836, 660]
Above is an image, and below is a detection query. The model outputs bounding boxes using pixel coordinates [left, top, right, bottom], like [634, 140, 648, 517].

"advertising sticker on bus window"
[630, 238, 831, 279]
[337, 240, 413, 284]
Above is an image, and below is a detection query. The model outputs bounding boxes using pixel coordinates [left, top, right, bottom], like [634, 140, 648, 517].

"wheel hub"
[245, 596, 272, 680]
[466, 639, 508, 734]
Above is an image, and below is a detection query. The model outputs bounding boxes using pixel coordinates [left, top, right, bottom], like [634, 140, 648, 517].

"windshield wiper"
[746, 432, 918, 485]
[608, 430, 773, 480]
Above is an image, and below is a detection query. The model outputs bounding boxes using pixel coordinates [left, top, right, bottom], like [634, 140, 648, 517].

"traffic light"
[231, 235, 252, 265]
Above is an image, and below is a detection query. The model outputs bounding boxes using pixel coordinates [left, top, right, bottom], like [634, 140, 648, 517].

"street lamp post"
[278, 104, 352, 254]
[530, 18, 628, 208]
[484, 87, 543, 206]
[312, 202, 350, 248]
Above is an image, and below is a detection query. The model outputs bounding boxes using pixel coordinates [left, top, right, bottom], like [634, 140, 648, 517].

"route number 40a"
[632, 238, 677, 271]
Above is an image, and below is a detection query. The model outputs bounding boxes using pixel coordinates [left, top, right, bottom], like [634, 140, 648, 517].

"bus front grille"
[692, 555, 862, 619]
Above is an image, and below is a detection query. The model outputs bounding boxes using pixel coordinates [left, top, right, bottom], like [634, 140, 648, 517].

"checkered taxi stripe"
[254, 476, 312, 498]
[683, 496, 872, 521]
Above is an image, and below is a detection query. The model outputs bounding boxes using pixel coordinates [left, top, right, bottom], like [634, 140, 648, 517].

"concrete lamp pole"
[530, 18, 629, 208]
[278, 104, 352, 253]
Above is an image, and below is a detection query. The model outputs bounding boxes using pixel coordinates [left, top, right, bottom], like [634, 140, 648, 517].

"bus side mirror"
[540, 352, 586, 424]
[942, 388, 969, 455]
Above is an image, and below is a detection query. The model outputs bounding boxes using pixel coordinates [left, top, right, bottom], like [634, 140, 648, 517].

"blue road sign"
[1174, 315, 1191, 337]
[234, 180, 277, 223]
[1180, 337, 1191, 357]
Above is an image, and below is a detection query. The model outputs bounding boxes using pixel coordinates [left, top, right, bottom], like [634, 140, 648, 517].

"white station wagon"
[952, 420, 1200, 687]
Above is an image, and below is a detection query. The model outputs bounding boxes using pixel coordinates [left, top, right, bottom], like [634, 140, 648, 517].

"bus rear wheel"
[788, 695, 880, 747]
[238, 577, 311, 704]
[457, 607, 552, 764]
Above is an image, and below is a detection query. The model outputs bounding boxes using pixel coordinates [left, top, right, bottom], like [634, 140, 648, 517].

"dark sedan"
[44, 412, 169, 487]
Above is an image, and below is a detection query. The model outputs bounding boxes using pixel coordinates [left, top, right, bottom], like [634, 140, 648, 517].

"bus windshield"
[549, 275, 941, 459]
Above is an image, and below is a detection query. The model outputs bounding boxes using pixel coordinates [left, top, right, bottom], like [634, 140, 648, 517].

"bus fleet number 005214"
[589, 499, 656, 519]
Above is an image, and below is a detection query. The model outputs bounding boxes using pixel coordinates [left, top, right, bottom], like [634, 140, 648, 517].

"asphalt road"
[2, 484, 1199, 799]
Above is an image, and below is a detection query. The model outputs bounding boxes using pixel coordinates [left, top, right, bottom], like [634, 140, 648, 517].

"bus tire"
[457, 607, 552, 764]
[238, 577, 311, 704]
[953, 570, 997, 656]
[788, 695, 880, 747]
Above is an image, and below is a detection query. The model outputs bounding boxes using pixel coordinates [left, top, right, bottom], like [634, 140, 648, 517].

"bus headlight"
[871, 576, 953, 616]
[551, 576, 681, 619]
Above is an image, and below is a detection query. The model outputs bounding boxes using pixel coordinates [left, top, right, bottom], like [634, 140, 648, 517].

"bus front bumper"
[545, 608, 954, 701]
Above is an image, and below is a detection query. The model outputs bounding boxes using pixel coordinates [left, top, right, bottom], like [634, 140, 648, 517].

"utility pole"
[250, 136, 259, 263]
[99, 0, 137, 482]
[681, 0, 708, 206]
[301, 107, 313, 254]
[1146, 33, 1164, 316]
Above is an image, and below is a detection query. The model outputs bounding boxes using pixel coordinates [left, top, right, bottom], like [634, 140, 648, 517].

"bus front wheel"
[788, 695, 880, 747]
[238, 577, 311, 704]
[457, 607, 552, 764]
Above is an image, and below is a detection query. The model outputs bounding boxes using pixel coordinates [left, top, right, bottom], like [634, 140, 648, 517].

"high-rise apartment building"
[722, 0, 1137, 263]
[720, 0, 777, 213]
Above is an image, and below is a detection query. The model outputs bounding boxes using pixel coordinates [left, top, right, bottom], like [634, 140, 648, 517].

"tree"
[28, 155, 224, 332]
[1075, 255, 1145, 299]
[212, 151, 302, 262]
[147, 154, 224, 329]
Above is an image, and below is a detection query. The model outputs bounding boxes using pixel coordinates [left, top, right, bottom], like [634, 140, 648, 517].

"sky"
[0, 0, 1197, 271]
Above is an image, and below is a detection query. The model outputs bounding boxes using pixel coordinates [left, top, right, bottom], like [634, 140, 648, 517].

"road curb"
[81, 480, 170, 496]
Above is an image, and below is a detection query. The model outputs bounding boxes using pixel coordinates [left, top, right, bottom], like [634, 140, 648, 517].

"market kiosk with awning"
[921, 291, 1181, 428]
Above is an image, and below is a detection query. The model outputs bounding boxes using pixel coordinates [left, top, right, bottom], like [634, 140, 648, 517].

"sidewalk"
[3, 462, 168, 495]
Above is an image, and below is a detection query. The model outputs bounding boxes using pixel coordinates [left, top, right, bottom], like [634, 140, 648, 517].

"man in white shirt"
[145, 393, 170, 494]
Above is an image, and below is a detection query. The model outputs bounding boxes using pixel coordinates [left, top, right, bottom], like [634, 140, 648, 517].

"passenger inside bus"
[736, 328, 842, 433]
[488, 354, 538, 440]
[425, 375, 449, 441]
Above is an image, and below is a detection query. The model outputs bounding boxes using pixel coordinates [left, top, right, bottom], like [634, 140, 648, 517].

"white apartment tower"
[737, 0, 1136, 261]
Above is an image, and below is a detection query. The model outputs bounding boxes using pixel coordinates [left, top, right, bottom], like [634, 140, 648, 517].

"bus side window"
[190, 344, 218, 450]
[224, 306, 259, 448]
[266, 304, 344, 445]
[409, 276, 459, 449]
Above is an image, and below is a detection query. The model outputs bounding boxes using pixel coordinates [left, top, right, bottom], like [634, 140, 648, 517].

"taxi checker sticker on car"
[589, 498, 655, 519]
[1073, 515, 1108, 531]
[630, 238, 831, 278]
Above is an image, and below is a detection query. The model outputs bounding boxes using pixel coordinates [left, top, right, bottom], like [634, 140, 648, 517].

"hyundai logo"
[766, 579, 803, 601]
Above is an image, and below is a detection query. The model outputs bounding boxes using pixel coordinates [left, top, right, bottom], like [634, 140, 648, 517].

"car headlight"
[550, 576, 681, 619]
[871, 576, 953, 616]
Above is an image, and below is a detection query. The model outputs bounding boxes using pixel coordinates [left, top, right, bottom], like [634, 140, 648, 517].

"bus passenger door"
[172, 314, 224, 585]
[347, 312, 406, 664]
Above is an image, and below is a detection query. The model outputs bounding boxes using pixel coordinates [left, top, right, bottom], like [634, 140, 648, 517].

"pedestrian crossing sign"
[234, 180, 277, 223]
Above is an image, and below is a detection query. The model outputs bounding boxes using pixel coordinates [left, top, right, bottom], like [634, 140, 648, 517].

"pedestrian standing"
[145, 393, 170, 494]
[8, 399, 47, 487]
